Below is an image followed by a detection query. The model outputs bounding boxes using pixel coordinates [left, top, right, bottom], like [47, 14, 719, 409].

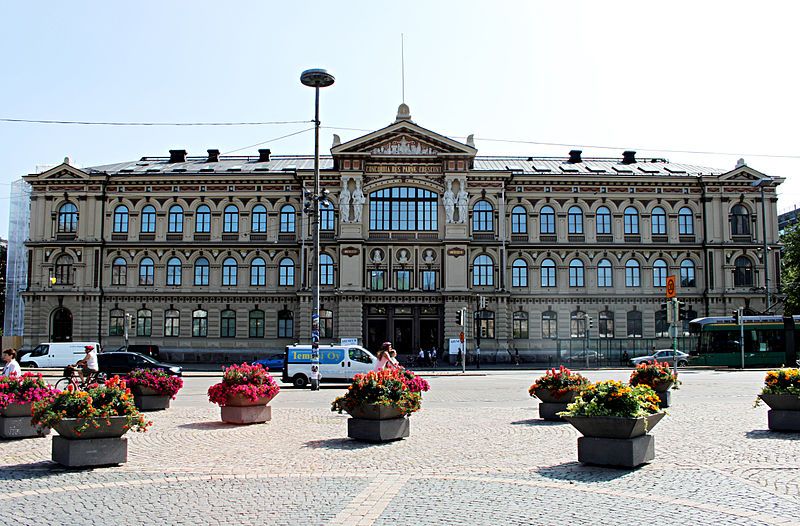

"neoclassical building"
[19, 105, 782, 362]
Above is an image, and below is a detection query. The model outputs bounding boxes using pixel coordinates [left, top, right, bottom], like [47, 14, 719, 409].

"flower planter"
[344, 404, 410, 442]
[563, 413, 665, 468]
[759, 394, 800, 411]
[563, 413, 665, 439]
[130, 386, 172, 411]
[0, 403, 50, 439]
[51, 416, 130, 467]
[224, 393, 276, 407]
[650, 380, 673, 393]
[533, 389, 578, 421]
[54, 416, 130, 440]
[0, 402, 34, 418]
[759, 394, 800, 432]
[220, 394, 275, 424]
[345, 404, 406, 420]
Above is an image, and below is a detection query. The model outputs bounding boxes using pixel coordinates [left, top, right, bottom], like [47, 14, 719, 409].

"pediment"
[718, 165, 770, 182]
[332, 119, 477, 158]
[38, 163, 90, 180]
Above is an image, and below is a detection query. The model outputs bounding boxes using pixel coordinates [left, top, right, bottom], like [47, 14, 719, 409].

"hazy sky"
[1, 1, 798, 237]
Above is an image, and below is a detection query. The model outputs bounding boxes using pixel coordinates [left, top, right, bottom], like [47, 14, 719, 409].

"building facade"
[19, 105, 783, 363]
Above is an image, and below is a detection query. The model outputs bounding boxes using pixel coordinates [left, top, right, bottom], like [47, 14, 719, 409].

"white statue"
[443, 180, 456, 224]
[398, 249, 409, 263]
[339, 183, 351, 224]
[351, 181, 366, 223]
[456, 180, 469, 224]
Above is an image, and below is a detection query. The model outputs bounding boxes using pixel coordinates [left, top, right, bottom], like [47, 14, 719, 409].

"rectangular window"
[109, 313, 124, 336]
[395, 270, 411, 290]
[370, 270, 385, 291]
[421, 271, 436, 291]
[542, 313, 557, 339]
[164, 314, 180, 337]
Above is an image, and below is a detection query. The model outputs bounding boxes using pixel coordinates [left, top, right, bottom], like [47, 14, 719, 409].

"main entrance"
[51, 307, 73, 342]
[364, 304, 442, 357]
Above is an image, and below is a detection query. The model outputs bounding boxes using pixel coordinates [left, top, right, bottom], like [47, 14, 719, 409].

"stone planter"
[563, 413, 665, 439]
[759, 394, 800, 411]
[220, 392, 276, 424]
[345, 404, 410, 442]
[759, 394, 800, 432]
[51, 416, 130, 467]
[0, 403, 50, 439]
[533, 389, 578, 421]
[54, 416, 130, 439]
[345, 404, 406, 420]
[224, 393, 276, 407]
[131, 386, 172, 412]
[563, 413, 666, 468]
[650, 380, 674, 393]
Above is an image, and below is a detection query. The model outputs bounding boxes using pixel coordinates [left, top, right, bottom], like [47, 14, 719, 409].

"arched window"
[57, 203, 78, 233]
[139, 257, 154, 286]
[54, 254, 73, 284]
[280, 205, 296, 233]
[597, 259, 613, 288]
[599, 310, 614, 338]
[113, 205, 129, 233]
[655, 309, 668, 338]
[136, 308, 152, 337]
[279, 258, 295, 286]
[320, 201, 334, 231]
[473, 254, 494, 286]
[320, 309, 333, 338]
[195, 205, 211, 233]
[568, 206, 584, 234]
[569, 259, 585, 287]
[223, 205, 239, 233]
[221, 309, 236, 338]
[542, 310, 557, 339]
[168, 205, 184, 233]
[679, 207, 694, 235]
[192, 309, 208, 337]
[164, 309, 180, 337]
[511, 258, 528, 287]
[249, 309, 265, 338]
[652, 259, 668, 288]
[627, 310, 643, 338]
[595, 206, 611, 235]
[512, 311, 529, 339]
[250, 257, 266, 286]
[278, 309, 294, 338]
[570, 310, 587, 338]
[251, 205, 268, 233]
[511, 206, 527, 234]
[651, 207, 666, 235]
[369, 187, 438, 231]
[731, 205, 750, 236]
[166, 257, 182, 286]
[111, 257, 127, 286]
[472, 200, 494, 232]
[680, 260, 696, 287]
[734, 256, 753, 287]
[540, 206, 555, 234]
[624, 207, 640, 235]
[222, 257, 238, 286]
[141, 205, 156, 233]
[194, 257, 209, 286]
[320, 254, 334, 285]
[540, 258, 556, 287]
[109, 309, 124, 336]
[625, 260, 641, 287]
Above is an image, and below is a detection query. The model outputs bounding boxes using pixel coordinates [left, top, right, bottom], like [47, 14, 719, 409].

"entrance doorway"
[51, 307, 73, 342]
[364, 304, 442, 359]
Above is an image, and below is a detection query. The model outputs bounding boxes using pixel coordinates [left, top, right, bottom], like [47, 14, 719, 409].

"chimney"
[258, 149, 271, 162]
[207, 149, 220, 162]
[622, 151, 637, 165]
[169, 149, 187, 163]
[568, 150, 582, 163]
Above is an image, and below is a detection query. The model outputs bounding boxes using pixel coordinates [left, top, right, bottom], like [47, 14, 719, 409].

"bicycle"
[54, 366, 106, 391]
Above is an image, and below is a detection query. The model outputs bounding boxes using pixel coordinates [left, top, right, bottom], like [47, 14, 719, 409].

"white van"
[19, 342, 101, 368]
[281, 344, 377, 387]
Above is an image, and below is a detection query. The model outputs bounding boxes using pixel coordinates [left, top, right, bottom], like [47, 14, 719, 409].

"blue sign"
[288, 348, 346, 364]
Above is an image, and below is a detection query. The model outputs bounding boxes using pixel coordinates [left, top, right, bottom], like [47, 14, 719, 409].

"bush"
[331, 368, 430, 416]
[629, 361, 677, 388]
[125, 369, 183, 399]
[0, 372, 58, 410]
[528, 366, 588, 398]
[562, 380, 661, 418]
[761, 368, 800, 396]
[207, 363, 280, 406]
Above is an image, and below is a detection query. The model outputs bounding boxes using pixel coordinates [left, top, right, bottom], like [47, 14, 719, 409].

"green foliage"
[781, 224, 800, 315]
[562, 380, 661, 418]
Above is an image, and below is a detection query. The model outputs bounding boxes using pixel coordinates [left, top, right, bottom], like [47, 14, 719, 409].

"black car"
[112, 345, 160, 359]
[98, 352, 182, 376]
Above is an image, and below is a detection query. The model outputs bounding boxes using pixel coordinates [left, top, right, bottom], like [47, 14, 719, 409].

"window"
[511, 259, 528, 287]
[595, 206, 611, 235]
[320, 254, 334, 286]
[370, 270, 385, 291]
[369, 187, 438, 231]
[222, 258, 238, 286]
[194, 257, 209, 286]
[192, 309, 208, 337]
[279, 258, 295, 286]
[251, 205, 268, 233]
[164, 309, 180, 337]
[280, 205, 296, 233]
[568, 206, 583, 234]
[139, 257, 154, 286]
[569, 259, 585, 287]
[57, 203, 78, 233]
[475, 310, 495, 339]
[512, 311, 529, 339]
[168, 205, 184, 233]
[349, 348, 371, 364]
[540, 259, 556, 287]
[599, 310, 614, 338]
[651, 207, 666, 235]
[278, 309, 293, 338]
[540, 206, 555, 234]
[111, 257, 127, 286]
[195, 205, 211, 233]
[221, 310, 236, 338]
[680, 259, 696, 287]
[678, 207, 694, 235]
[136, 309, 152, 337]
[223, 205, 239, 233]
[395, 270, 411, 290]
[320, 309, 333, 338]
[624, 207, 639, 234]
[625, 259, 641, 287]
[570, 311, 587, 338]
[421, 271, 436, 291]
[731, 205, 750, 236]
[249, 310, 265, 338]
[597, 259, 613, 287]
[627, 310, 643, 338]
[54, 255, 73, 284]
[141, 205, 156, 233]
[473, 255, 494, 286]
[250, 257, 266, 286]
[113, 205, 129, 233]
[472, 200, 494, 232]
[542, 311, 557, 339]
[655, 309, 668, 338]
[734, 256, 753, 287]
[320, 202, 334, 231]
[511, 206, 527, 234]
[109, 309, 124, 336]
[166, 257, 182, 286]
[652, 259, 668, 288]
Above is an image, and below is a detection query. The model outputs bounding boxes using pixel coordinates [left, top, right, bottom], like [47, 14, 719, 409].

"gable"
[37, 163, 91, 180]
[718, 165, 769, 182]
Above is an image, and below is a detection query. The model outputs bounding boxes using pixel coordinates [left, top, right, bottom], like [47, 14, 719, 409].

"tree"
[781, 223, 800, 315]
[0, 241, 6, 334]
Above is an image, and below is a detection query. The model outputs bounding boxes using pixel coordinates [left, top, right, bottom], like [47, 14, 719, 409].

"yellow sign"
[666, 275, 677, 298]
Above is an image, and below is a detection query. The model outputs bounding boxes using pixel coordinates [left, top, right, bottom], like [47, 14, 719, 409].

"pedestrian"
[431, 347, 437, 369]
[424, 348, 431, 367]
[475, 346, 481, 369]
[622, 350, 630, 366]
[375, 342, 399, 371]
[1, 348, 21, 376]
[514, 349, 520, 366]
[418, 348, 425, 367]
[456, 349, 463, 368]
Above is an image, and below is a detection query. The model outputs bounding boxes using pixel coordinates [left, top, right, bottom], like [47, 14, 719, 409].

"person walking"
[1, 349, 21, 376]
[514, 349, 520, 366]
[431, 347, 437, 369]
[475, 346, 481, 369]
[418, 348, 425, 368]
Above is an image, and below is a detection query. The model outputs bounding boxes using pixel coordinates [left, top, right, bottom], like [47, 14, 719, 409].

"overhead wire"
[0, 117, 312, 126]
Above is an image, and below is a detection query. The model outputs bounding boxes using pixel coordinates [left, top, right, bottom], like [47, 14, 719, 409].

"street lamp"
[752, 177, 774, 312]
[300, 68, 335, 391]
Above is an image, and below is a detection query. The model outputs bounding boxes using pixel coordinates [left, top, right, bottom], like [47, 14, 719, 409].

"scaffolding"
[3, 179, 31, 339]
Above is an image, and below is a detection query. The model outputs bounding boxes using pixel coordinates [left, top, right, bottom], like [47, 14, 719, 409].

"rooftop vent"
[207, 149, 220, 162]
[169, 149, 187, 163]
[258, 149, 271, 162]
[622, 151, 637, 165]
[568, 150, 582, 163]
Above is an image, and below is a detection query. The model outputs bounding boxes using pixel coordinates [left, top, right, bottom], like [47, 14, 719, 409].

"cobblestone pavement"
[1, 369, 799, 525]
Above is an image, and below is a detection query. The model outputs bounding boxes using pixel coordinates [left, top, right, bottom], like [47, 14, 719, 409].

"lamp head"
[300, 69, 335, 88]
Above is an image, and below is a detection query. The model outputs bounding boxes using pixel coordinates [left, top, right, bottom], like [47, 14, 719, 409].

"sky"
[1, 1, 799, 238]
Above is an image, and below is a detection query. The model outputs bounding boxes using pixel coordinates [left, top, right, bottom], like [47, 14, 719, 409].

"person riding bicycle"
[73, 345, 99, 385]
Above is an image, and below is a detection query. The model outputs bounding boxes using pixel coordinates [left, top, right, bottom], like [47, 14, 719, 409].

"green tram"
[688, 316, 800, 367]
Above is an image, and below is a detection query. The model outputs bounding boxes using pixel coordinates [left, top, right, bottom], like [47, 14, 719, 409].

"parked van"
[19, 342, 101, 368]
[281, 344, 377, 387]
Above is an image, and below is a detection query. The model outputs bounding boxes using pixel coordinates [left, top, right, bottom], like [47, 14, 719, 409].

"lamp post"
[752, 177, 774, 312]
[301, 68, 335, 391]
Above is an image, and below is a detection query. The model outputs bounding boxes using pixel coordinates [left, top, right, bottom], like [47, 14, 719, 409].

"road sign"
[666, 275, 677, 298]
[459, 331, 465, 343]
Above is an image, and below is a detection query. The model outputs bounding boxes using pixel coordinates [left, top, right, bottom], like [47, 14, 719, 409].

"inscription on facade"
[365, 164, 442, 174]
[342, 246, 360, 257]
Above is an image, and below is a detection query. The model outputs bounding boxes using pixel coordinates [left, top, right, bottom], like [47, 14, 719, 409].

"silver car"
[630, 349, 689, 367]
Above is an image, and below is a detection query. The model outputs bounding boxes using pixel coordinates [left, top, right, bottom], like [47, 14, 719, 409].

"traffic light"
[732, 309, 740, 325]
[666, 299, 675, 324]
[128, 315, 136, 330]
[456, 310, 464, 326]
[588, 316, 595, 330]
[678, 302, 689, 321]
